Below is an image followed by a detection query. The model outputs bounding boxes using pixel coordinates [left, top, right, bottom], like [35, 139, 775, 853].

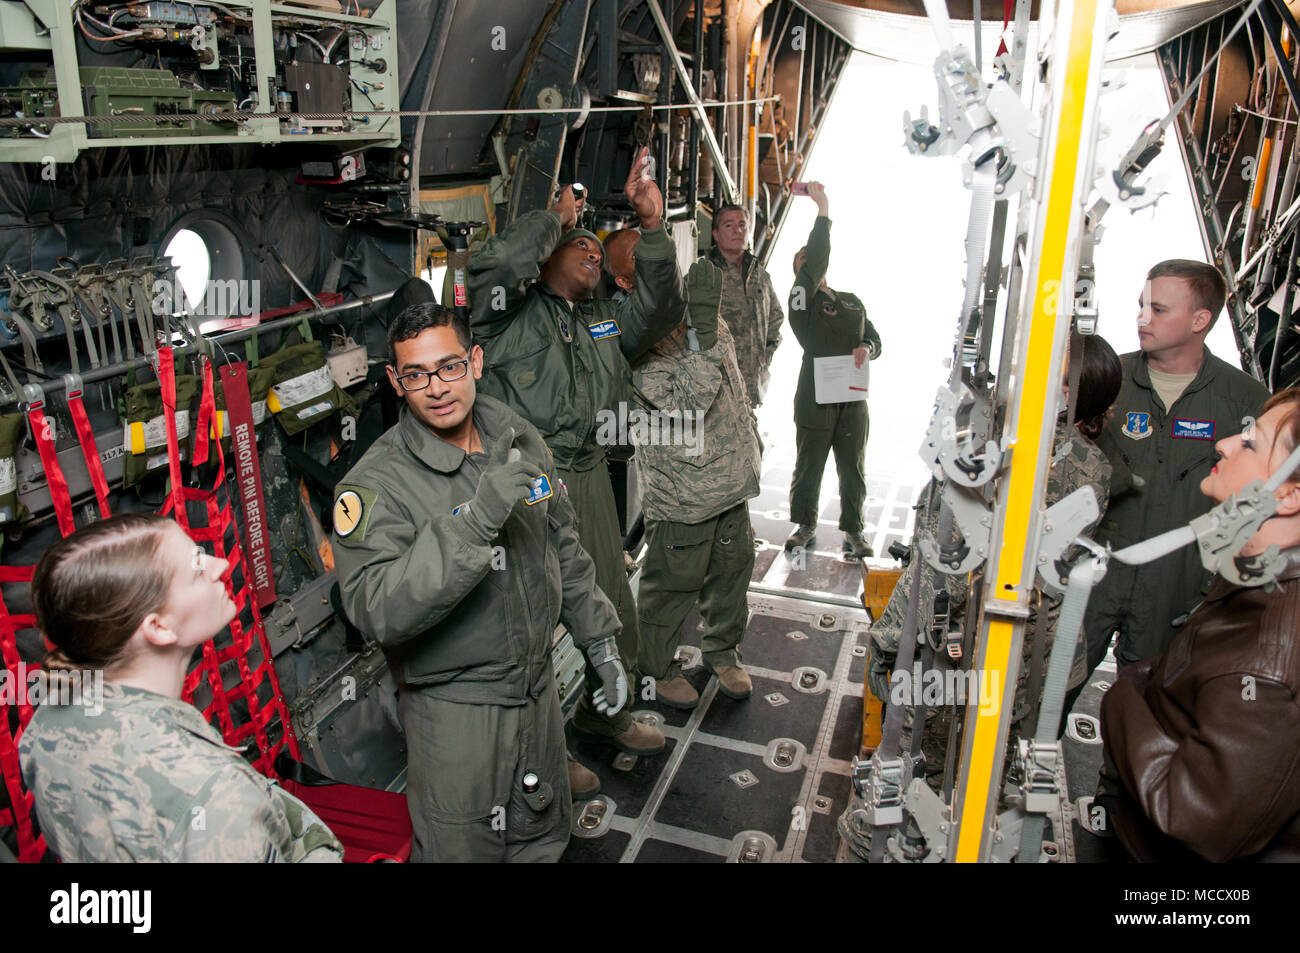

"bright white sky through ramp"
[758, 51, 1237, 539]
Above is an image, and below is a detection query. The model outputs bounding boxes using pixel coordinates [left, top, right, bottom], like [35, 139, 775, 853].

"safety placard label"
[124, 410, 190, 454]
[272, 364, 334, 407]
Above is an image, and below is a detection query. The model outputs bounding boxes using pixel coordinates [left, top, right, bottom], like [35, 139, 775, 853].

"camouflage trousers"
[638, 502, 755, 680]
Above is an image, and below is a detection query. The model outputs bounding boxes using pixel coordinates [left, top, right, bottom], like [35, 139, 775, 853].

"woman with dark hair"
[1098, 387, 1300, 862]
[19, 513, 342, 862]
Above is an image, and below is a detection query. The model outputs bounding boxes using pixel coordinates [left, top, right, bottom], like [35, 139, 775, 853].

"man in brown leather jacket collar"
[1098, 388, 1300, 862]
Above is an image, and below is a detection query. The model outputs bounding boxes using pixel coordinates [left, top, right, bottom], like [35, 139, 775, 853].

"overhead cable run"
[0, 96, 783, 130]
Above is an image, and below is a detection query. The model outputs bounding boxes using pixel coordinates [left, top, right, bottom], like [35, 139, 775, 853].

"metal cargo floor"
[561, 540, 873, 863]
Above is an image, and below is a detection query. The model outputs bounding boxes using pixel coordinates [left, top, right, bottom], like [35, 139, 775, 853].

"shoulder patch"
[333, 485, 377, 542]
[1122, 411, 1152, 440]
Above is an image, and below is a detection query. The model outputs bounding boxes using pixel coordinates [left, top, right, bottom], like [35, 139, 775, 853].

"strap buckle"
[62, 373, 84, 402]
[20, 382, 44, 413]
[1016, 738, 1061, 814]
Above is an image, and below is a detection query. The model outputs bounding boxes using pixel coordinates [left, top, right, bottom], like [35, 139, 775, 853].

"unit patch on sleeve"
[333, 485, 377, 542]
[588, 319, 621, 340]
[1122, 412, 1153, 440]
[1172, 418, 1216, 440]
[525, 473, 554, 505]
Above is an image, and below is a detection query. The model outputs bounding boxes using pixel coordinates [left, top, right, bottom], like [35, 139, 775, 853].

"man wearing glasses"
[331, 303, 629, 862]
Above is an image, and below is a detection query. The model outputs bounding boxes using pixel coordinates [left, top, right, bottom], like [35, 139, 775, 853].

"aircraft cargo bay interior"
[1, 0, 1299, 879]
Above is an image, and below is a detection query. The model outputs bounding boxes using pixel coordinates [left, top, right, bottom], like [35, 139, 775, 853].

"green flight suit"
[631, 319, 762, 679]
[468, 210, 685, 732]
[331, 395, 621, 862]
[787, 217, 882, 535]
[1082, 348, 1269, 669]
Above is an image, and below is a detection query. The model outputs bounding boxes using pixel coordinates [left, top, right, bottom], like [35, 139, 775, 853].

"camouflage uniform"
[707, 246, 784, 408]
[868, 416, 1112, 763]
[633, 317, 762, 679]
[19, 682, 342, 862]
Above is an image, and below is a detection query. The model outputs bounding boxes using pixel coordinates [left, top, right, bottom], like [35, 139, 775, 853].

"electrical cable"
[0, 94, 782, 128]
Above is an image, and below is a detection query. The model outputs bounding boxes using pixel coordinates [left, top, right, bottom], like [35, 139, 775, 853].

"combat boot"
[708, 663, 752, 700]
[607, 720, 666, 756]
[655, 675, 699, 710]
[785, 524, 816, 550]
[568, 752, 600, 801]
[843, 532, 873, 558]
[573, 710, 667, 756]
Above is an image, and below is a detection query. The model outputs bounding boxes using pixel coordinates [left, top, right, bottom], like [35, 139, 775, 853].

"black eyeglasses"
[394, 359, 470, 391]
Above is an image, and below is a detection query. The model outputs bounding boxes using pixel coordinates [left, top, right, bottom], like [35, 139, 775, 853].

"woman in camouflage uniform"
[20, 513, 341, 862]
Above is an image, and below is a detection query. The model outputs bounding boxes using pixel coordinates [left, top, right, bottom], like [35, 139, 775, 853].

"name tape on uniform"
[1172, 418, 1215, 440]
[588, 319, 621, 340]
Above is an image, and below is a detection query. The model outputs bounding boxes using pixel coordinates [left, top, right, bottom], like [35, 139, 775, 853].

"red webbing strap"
[25, 400, 75, 538]
[66, 388, 111, 521]
[157, 347, 188, 528]
[0, 564, 47, 862]
[173, 359, 299, 777]
[995, 0, 1014, 57]
[192, 360, 213, 469]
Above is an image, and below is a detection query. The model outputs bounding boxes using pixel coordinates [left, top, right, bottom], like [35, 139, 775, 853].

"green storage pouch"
[121, 374, 198, 488]
[0, 412, 25, 524]
[263, 342, 351, 436]
[206, 363, 276, 456]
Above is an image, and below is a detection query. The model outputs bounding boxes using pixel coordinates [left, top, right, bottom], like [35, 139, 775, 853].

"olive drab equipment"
[263, 341, 352, 437]
[206, 363, 275, 457]
[0, 413, 24, 525]
[121, 374, 198, 489]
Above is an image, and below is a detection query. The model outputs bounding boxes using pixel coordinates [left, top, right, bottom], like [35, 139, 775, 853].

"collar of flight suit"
[708, 244, 757, 282]
[534, 280, 583, 313]
[396, 399, 504, 475]
[1130, 344, 1217, 400]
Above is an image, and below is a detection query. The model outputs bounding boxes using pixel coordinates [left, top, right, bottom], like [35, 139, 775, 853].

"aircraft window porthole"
[159, 213, 252, 329]
[163, 228, 212, 313]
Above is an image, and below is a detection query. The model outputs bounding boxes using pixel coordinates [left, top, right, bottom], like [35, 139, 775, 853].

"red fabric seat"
[280, 780, 412, 863]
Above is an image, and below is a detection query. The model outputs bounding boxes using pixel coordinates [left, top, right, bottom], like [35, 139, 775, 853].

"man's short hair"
[602, 227, 640, 278]
[1146, 259, 1227, 327]
[711, 204, 749, 234]
[387, 302, 471, 365]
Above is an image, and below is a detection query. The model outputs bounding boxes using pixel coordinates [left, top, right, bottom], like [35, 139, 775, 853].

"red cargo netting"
[157, 348, 300, 777]
[0, 565, 45, 863]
